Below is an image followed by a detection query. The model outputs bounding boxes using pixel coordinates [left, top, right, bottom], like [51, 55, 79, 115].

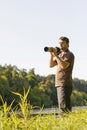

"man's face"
[59, 39, 69, 50]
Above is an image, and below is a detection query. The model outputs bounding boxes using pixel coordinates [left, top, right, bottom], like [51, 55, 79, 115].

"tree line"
[0, 64, 87, 108]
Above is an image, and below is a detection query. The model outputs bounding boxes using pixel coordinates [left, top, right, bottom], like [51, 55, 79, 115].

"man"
[49, 36, 74, 113]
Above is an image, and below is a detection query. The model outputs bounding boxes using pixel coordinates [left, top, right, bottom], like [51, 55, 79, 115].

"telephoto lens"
[44, 47, 49, 52]
[44, 46, 60, 53]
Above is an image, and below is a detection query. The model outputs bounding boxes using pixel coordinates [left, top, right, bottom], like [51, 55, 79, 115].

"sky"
[0, 0, 87, 80]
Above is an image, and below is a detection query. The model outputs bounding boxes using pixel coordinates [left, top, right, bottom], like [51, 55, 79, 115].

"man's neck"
[61, 48, 68, 52]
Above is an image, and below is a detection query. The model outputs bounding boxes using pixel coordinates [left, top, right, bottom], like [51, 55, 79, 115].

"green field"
[0, 90, 87, 130]
[0, 107, 87, 130]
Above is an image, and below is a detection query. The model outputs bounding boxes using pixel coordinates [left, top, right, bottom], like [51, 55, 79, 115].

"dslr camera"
[44, 46, 60, 53]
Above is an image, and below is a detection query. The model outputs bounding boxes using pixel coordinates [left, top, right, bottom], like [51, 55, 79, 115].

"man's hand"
[52, 48, 58, 56]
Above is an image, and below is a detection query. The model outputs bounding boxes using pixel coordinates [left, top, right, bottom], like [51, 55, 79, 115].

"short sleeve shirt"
[55, 49, 74, 87]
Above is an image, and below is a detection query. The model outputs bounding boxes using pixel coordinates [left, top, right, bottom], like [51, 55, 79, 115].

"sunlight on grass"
[0, 89, 87, 130]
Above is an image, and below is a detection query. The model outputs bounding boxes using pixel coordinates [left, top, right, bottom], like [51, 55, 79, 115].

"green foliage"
[73, 78, 87, 92]
[0, 90, 87, 130]
[0, 95, 14, 115]
[28, 109, 87, 130]
[71, 90, 87, 106]
[0, 75, 9, 95]
[12, 88, 32, 119]
[29, 86, 53, 107]
[0, 64, 87, 108]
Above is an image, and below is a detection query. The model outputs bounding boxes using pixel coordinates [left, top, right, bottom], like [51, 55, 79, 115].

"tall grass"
[0, 89, 87, 130]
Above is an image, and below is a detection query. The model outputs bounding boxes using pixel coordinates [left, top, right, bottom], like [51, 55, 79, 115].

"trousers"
[57, 86, 73, 112]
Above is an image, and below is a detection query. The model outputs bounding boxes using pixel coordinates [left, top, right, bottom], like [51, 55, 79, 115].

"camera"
[44, 46, 60, 53]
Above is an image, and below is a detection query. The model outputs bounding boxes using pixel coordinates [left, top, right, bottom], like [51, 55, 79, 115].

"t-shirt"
[55, 49, 74, 87]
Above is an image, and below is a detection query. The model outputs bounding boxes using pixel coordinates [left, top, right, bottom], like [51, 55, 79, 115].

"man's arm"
[55, 55, 70, 69]
[52, 49, 70, 69]
[49, 52, 57, 67]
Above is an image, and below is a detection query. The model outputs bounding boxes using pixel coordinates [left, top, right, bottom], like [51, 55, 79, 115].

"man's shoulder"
[67, 51, 75, 63]
[68, 50, 75, 57]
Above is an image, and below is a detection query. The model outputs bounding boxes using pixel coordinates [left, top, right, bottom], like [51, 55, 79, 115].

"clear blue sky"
[0, 0, 87, 80]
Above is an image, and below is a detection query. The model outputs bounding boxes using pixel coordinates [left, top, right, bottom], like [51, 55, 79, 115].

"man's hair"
[59, 36, 69, 43]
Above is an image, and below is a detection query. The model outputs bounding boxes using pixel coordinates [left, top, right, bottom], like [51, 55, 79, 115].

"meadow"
[0, 89, 87, 130]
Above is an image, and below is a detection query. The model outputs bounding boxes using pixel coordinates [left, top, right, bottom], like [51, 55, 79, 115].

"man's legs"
[57, 86, 72, 113]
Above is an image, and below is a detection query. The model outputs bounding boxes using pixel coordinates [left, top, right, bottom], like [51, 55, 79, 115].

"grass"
[0, 89, 87, 130]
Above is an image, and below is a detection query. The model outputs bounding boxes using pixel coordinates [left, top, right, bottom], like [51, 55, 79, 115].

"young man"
[49, 36, 74, 113]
